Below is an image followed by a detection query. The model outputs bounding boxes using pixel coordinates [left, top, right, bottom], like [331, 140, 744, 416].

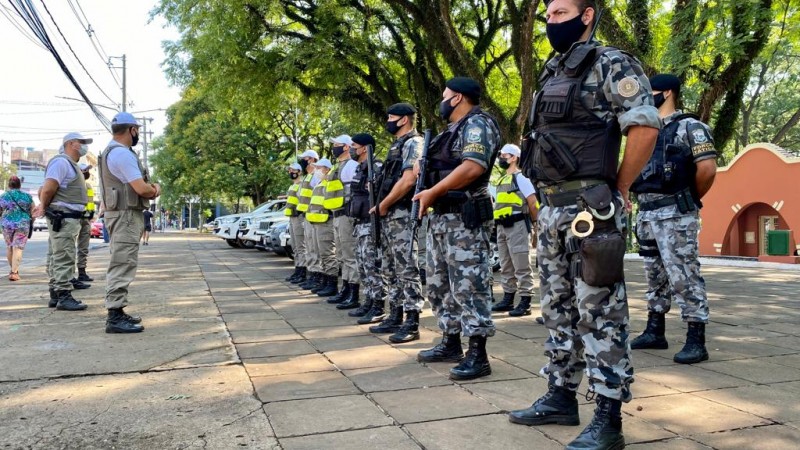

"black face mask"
[332, 145, 346, 158]
[653, 93, 666, 109]
[439, 96, 458, 121]
[386, 118, 402, 135]
[131, 129, 140, 147]
[298, 159, 309, 172]
[349, 147, 359, 160]
[497, 158, 511, 170]
[289, 172, 299, 180]
[546, 13, 589, 54]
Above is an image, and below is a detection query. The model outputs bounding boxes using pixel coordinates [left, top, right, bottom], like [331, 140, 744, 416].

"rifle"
[366, 144, 381, 251]
[408, 129, 432, 262]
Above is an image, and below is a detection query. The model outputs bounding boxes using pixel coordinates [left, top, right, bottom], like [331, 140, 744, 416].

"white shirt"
[513, 172, 536, 199]
[340, 159, 358, 183]
[45, 156, 85, 211]
[106, 140, 144, 183]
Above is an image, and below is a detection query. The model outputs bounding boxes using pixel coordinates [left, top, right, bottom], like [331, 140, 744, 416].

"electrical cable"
[66, 0, 121, 88]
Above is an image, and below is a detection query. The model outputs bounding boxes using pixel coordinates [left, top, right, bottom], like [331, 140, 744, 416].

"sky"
[0, 0, 182, 161]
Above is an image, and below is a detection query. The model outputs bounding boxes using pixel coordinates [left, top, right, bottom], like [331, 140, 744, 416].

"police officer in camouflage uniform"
[284, 162, 307, 283]
[347, 133, 387, 324]
[413, 77, 501, 381]
[630, 74, 717, 365]
[491, 144, 538, 317]
[366, 103, 425, 343]
[508, 2, 660, 449]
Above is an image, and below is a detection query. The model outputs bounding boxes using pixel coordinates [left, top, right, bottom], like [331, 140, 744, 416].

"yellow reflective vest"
[322, 163, 347, 211]
[306, 180, 330, 223]
[493, 173, 526, 220]
[284, 182, 301, 217]
[85, 184, 96, 212]
[296, 174, 314, 213]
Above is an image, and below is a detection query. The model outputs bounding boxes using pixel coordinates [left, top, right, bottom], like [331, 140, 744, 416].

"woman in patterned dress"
[0, 176, 34, 281]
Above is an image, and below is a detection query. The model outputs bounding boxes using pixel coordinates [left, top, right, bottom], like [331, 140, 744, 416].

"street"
[14, 230, 107, 272]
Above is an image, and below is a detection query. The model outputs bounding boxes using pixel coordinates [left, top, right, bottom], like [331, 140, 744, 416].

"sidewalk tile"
[700, 359, 800, 384]
[325, 346, 415, 370]
[229, 329, 304, 344]
[344, 364, 451, 393]
[253, 371, 359, 403]
[263, 395, 392, 438]
[310, 335, 388, 352]
[405, 414, 562, 450]
[636, 365, 752, 393]
[693, 384, 800, 423]
[460, 377, 549, 411]
[244, 354, 335, 377]
[370, 385, 498, 424]
[693, 425, 800, 450]
[280, 426, 420, 450]
[237, 340, 317, 359]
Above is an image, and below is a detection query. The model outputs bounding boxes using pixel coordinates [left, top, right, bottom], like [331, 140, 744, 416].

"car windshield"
[251, 200, 284, 215]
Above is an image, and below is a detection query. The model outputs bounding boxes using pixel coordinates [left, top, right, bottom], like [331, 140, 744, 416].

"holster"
[536, 133, 579, 182]
[45, 208, 64, 232]
[675, 189, 697, 214]
[462, 195, 494, 229]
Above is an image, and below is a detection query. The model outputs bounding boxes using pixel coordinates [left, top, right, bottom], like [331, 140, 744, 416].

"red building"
[699, 143, 800, 263]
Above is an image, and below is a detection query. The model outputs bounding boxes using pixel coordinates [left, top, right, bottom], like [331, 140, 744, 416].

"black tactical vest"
[630, 113, 699, 200]
[425, 107, 500, 198]
[526, 44, 623, 186]
[348, 160, 371, 220]
[379, 130, 420, 208]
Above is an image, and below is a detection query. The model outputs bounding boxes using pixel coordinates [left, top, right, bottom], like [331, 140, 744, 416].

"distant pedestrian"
[0, 176, 34, 281]
[141, 209, 154, 245]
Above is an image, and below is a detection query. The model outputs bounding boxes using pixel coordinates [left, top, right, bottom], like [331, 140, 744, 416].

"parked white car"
[217, 200, 286, 248]
[240, 205, 289, 248]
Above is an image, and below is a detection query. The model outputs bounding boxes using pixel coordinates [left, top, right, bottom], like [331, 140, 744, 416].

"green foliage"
[0, 164, 18, 190]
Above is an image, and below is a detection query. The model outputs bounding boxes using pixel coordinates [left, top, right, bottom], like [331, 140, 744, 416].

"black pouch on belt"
[579, 184, 614, 216]
[580, 230, 625, 286]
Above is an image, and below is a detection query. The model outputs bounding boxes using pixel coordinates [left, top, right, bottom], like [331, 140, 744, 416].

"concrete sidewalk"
[1, 233, 799, 449]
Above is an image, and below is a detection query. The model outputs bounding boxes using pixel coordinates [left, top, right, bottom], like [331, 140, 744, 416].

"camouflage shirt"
[392, 131, 423, 173]
[637, 110, 717, 221]
[542, 43, 661, 133]
[455, 107, 502, 170]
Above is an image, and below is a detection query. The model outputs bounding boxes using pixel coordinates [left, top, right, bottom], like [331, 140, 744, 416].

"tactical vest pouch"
[580, 229, 625, 287]
[107, 188, 119, 210]
[674, 189, 697, 214]
[462, 196, 494, 229]
[580, 184, 614, 216]
[536, 134, 578, 181]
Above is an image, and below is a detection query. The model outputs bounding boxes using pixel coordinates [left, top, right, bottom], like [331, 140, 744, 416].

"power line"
[66, 0, 121, 88]
[0, 108, 85, 115]
[37, 0, 118, 106]
[0, 4, 45, 49]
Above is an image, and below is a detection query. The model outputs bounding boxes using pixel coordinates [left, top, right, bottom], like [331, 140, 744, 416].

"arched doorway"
[721, 202, 791, 257]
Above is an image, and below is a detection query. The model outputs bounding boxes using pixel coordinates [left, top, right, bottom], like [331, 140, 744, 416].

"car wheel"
[239, 239, 256, 249]
[285, 247, 294, 260]
[226, 239, 240, 248]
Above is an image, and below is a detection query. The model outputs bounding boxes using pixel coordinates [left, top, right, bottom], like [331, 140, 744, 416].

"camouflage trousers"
[381, 208, 424, 312]
[312, 221, 338, 277]
[537, 204, 633, 402]
[427, 213, 495, 337]
[355, 222, 383, 303]
[303, 220, 319, 273]
[334, 215, 358, 283]
[636, 212, 708, 322]
[417, 215, 428, 268]
[289, 216, 306, 268]
[497, 220, 535, 296]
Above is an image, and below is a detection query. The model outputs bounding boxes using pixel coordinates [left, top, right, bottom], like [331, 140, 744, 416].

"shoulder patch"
[467, 126, 483, 143]
[618, 77, 640, 98]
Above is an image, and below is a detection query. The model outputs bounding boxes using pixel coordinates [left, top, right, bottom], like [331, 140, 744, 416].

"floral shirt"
[0, 189, 34, 229]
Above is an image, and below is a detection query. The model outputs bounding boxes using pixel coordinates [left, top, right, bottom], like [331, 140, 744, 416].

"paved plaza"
[1, 232, 799, 449]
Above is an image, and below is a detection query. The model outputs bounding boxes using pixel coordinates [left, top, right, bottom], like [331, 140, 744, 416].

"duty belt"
[49, 210, 84, 219]
[332, 209, 349, 218]
[538, 179, 606, 207]
[638, 188, 696, 212]
[495, 213, 527, 227]
[432, 203, 462, 214]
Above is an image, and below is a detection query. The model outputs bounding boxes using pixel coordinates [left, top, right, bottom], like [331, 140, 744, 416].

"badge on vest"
[467, 127, 482, 143]
[691, 129, 708, 144]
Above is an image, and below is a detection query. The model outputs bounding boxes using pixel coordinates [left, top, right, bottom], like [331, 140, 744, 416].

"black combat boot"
[449, 336, 491, 380]
[369, 305, 403, 334]
[299, 272, 320, 290]
[630, 311, 668, 350]
[508, 385, 580, 426]
[77, 268, 94, 282]
[419, 268, 427, 286]
[106, 308, 145, 333]
[317, 275, 339, 297]
[565, 395, 624, 450]
[326, 280, 351, 304]
[55, 291, 88, 311]
[389, 310, 420, 343]
[492, 292, 515, 312]
[290, 267, 307, 284]
[285, 266, 301, 282]
[70, 278, 91, 289]
[673, 322, 709, 364]
[337, 283, 361, 310]
[310, 274, 328, 294]
[48, 288, 58, 308]
[349, 294, 372, 317]
[417, 332, 464, 363]
[509, 295, 532, 317]
[357, 298, 386, 324]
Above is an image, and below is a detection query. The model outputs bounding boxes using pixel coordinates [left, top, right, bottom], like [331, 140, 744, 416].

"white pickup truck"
[215, 199, 286, 248]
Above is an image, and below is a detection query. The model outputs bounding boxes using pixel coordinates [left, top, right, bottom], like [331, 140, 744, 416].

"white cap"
[289, 162, 302, 171]
[330, 134, 353, 146]
[500, 144, 521, 157]
[316, 158, 333, 169]
[299, 149, 319, 160]
[79, 163, 93, 171]
[62, 132, 93, 145]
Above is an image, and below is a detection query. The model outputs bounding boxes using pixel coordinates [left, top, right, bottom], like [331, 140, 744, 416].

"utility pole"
[136, 116, 154, 168]
[109, 55, 127, 111]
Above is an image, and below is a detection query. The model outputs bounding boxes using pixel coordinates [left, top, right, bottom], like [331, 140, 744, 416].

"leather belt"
[639, 195, 678, 211]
